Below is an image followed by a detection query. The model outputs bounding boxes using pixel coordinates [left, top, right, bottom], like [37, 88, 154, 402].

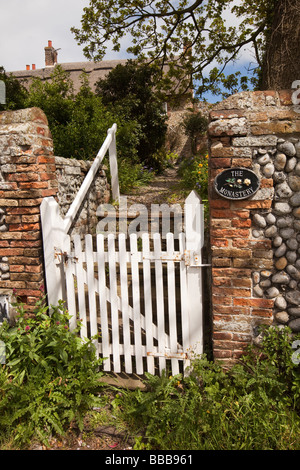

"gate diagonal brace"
[147, 350, 189, 360]
[54, 248, 78, 265]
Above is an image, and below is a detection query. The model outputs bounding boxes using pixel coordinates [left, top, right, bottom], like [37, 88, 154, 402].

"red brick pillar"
[207, 91, 294, 364]
[0, 107, 57, 311]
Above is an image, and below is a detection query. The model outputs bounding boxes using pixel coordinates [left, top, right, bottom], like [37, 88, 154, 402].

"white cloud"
[0, 0, 89, 71]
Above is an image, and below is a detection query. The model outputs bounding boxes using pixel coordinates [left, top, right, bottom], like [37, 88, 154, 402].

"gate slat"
[64, 234, 77, 331]
[179, 232, 190, 372]
[108, 233, 121, 372]
[96, 234, 110, 371]
[166, 232, 179, 376]
[142, 232, 154, 375]
[153, 232, 166, 374]
[74, 235, 88, 340]
[130, 233, 144, 375]
[119, 233, 132, 374]
[86, 234, 98, 350]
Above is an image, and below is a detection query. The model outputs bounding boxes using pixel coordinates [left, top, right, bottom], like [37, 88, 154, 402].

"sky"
[0, 0, 256, 102]
[0, 0, 98, 72]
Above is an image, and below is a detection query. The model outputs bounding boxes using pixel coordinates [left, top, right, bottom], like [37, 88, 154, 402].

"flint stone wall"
[55, 156, 110, 237]
[208, 90, 300, 363]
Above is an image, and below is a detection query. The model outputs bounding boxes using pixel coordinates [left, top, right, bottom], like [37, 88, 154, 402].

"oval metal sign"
[214, 168, 260, 200]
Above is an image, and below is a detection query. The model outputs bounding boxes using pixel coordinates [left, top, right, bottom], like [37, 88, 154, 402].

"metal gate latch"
[54, 248, 78, 265]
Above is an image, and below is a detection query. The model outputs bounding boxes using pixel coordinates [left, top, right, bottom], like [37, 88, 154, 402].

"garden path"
[124, 165, 183, 208]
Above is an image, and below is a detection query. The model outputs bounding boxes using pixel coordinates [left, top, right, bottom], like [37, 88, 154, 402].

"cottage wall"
[208, 89, 300, 363]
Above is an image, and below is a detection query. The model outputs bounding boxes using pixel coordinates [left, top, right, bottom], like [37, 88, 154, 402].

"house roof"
[9, 59, 129, 93]
[8, 41, 193, 103]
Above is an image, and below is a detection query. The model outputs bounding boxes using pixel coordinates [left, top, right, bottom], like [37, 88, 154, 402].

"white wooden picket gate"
[40, 124, 206, 376]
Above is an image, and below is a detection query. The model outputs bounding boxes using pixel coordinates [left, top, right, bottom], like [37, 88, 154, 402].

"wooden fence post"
[40, 196, 68, 308]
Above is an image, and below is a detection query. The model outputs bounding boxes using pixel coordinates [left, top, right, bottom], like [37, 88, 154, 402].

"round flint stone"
[265, 225, 277, 238]
[288, 175, 300, 192]
[253, 285, 264, 297]
[253, 213, 266, 228]
[286, 265, 300, 280]
[275, 182, 293, 198]
[275, 311, 289, 324]
[275, 243, 287, 257]
[295, 162, 300, 175]
[277, 141, 296, 157]
[274, 153, 287, 170]
[266, 286, 280, 298]
[252, 229, 263, 238]
[272, 272, 290, 284]
[259, 279, 271, 288]
[275, 296, 287, 309]
[288, 318, 300, 332]
[285, 157, 297, 172]
[286, 251, 297, 263]
[290, 192, 300, 207]
[276, 216, 293, 228]
[263, 163, 275, 177]
[293, 207, 300, 218]
[261, 270, 272, 278]
[265, 213, 276, 225]
[286, 290, 300, 305]
[275, 257, 287, 270]
[257, 154, 271, 165]
[273, 172, 287, 183]
[273, 236, 282, 247]
[279, 227, 295, 239]
[295, 142, 300, 158]
[288, 307, 300, 317]
[274, 202, 292, 215]
[289, 280, 298, 289]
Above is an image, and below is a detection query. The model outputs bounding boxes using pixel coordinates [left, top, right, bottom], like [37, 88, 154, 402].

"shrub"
[181, 111, 208, 154]
[178, 152, 209, 199]
[95, 60, 168, 171]
[0, 296, 105, 448]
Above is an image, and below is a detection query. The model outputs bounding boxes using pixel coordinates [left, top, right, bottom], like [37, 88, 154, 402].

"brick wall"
[0, 107, 109, 314]
[208, 90, 300, 363]
[0, 107, 57, 309]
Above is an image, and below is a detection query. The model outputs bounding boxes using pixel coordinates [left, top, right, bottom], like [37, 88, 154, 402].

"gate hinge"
[184, 250, 211, 267]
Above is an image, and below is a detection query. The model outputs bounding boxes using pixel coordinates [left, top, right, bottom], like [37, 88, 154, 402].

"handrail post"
[108, 123, 120, 202]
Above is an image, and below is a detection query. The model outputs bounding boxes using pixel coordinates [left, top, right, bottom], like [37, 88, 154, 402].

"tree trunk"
[261, 0, 300, 90]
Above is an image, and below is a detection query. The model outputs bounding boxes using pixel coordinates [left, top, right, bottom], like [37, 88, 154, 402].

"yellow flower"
[198, 163, 203, 168]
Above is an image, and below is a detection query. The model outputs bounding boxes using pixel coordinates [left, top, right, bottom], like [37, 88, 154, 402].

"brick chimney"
[44, 40, 58, 67]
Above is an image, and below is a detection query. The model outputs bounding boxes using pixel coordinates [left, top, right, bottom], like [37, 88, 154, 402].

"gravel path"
[124, 165, 183, 208]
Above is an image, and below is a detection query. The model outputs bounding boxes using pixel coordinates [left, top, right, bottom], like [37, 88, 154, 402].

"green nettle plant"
[0, 295, 105, 448]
